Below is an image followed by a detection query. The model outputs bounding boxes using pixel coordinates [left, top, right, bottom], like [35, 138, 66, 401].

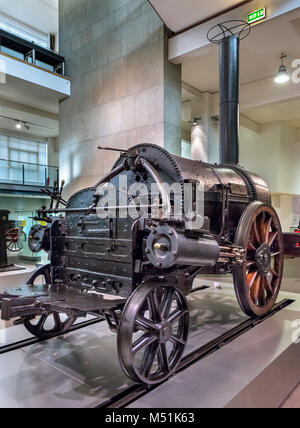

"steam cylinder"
[146, 226, 220, 269]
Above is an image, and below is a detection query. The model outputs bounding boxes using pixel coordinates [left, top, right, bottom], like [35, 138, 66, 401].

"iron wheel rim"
[233, 202, 284, 317]
[118, 281, 189, 385]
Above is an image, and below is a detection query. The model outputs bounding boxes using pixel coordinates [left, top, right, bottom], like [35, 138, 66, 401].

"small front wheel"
[23, 264, 77, 339]
[24, 312, 77, 339]
[117, 281, 189, 385]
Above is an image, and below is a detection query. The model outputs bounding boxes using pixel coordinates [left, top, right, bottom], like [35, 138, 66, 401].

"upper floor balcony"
[0, 28, 70, 110]
[0, 28, 65, 74]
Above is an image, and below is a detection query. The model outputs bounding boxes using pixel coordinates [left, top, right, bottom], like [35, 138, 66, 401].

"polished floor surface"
[129, 284, 300, 408]
[0, 258, 299, 408]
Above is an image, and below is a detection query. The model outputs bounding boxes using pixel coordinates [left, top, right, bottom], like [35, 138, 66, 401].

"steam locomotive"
[0, 22, 289, 385]
[0, 141, 284, 384]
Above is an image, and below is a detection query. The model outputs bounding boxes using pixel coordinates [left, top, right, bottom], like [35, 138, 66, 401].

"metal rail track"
[0, 316, 105, 355]
[99, 298, 293, 409]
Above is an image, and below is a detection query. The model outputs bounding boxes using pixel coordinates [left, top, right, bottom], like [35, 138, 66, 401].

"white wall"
[240, 122, 282, 193]
[279, 123, 300, 195]
[183, 95, 219, 164]
[239, 121, 300, 232]
[208, 121, 219, 164]
[240, 121, 300, 195]
[274, 194, 293, 233]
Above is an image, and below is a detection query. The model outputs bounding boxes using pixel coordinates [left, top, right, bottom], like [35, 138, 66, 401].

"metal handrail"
[0, 158, 59, 188]
[0, 158, 58, 169]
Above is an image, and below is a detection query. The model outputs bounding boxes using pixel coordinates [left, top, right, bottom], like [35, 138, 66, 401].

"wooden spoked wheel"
[233, 202, 284, 317]
[6, 228, 26, 252]
[23, 265, 77, 339]
[118, 281, 189, 385]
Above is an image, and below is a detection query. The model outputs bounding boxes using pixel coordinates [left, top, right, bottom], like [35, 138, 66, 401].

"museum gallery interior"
[0, 0, 300, 410]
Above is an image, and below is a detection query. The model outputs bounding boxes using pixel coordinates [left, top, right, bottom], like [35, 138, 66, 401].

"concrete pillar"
[47, 137, 59, 187]
[59, 0, 181, 198]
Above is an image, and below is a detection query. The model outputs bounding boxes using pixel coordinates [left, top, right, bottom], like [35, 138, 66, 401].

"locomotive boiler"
[0, 22, 285, 385]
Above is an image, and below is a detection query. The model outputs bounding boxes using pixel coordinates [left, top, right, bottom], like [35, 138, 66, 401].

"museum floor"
[198, 257, 300, 409]
[213, 258, 300, 409]
[0, 257, 299, 408]
[188, 258, 300, 408]
[269, 258, 300, 408]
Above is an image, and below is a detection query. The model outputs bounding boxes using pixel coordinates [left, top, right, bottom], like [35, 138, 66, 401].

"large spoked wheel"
[233, 202, 284, 317]
[118, 281, 189, 385]
[23, 265, 77, 339]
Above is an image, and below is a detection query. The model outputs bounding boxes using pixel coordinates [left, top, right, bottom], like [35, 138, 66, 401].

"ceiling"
[0, 0, 58, 35]
[182, 8, 300, 93]
[243, 97, 300, 129]
[0, 75, 62, 115]
[0, 75, 60, 138]
[148, 0, 245, 33]
[39, 0, 58, 10]
[181, 8, 300, 129]
[0, 116, 58, 138]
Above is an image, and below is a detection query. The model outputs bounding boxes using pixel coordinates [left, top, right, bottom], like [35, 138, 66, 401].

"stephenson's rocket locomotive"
[0, 22, 288, 385]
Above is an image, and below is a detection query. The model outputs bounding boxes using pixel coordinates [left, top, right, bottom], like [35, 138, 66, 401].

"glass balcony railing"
[0, 28, 65, 75]
[0, 158, 59, 188]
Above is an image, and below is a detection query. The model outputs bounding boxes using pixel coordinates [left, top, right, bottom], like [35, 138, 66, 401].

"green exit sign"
[247, 8, 266, 24]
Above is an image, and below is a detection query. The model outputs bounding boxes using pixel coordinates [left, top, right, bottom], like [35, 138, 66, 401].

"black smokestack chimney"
[219, 36, 240, 164]
[208, 21, 250, 165]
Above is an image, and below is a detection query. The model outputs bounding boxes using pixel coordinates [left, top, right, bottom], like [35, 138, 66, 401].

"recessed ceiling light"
[15, 121, 22, 129]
